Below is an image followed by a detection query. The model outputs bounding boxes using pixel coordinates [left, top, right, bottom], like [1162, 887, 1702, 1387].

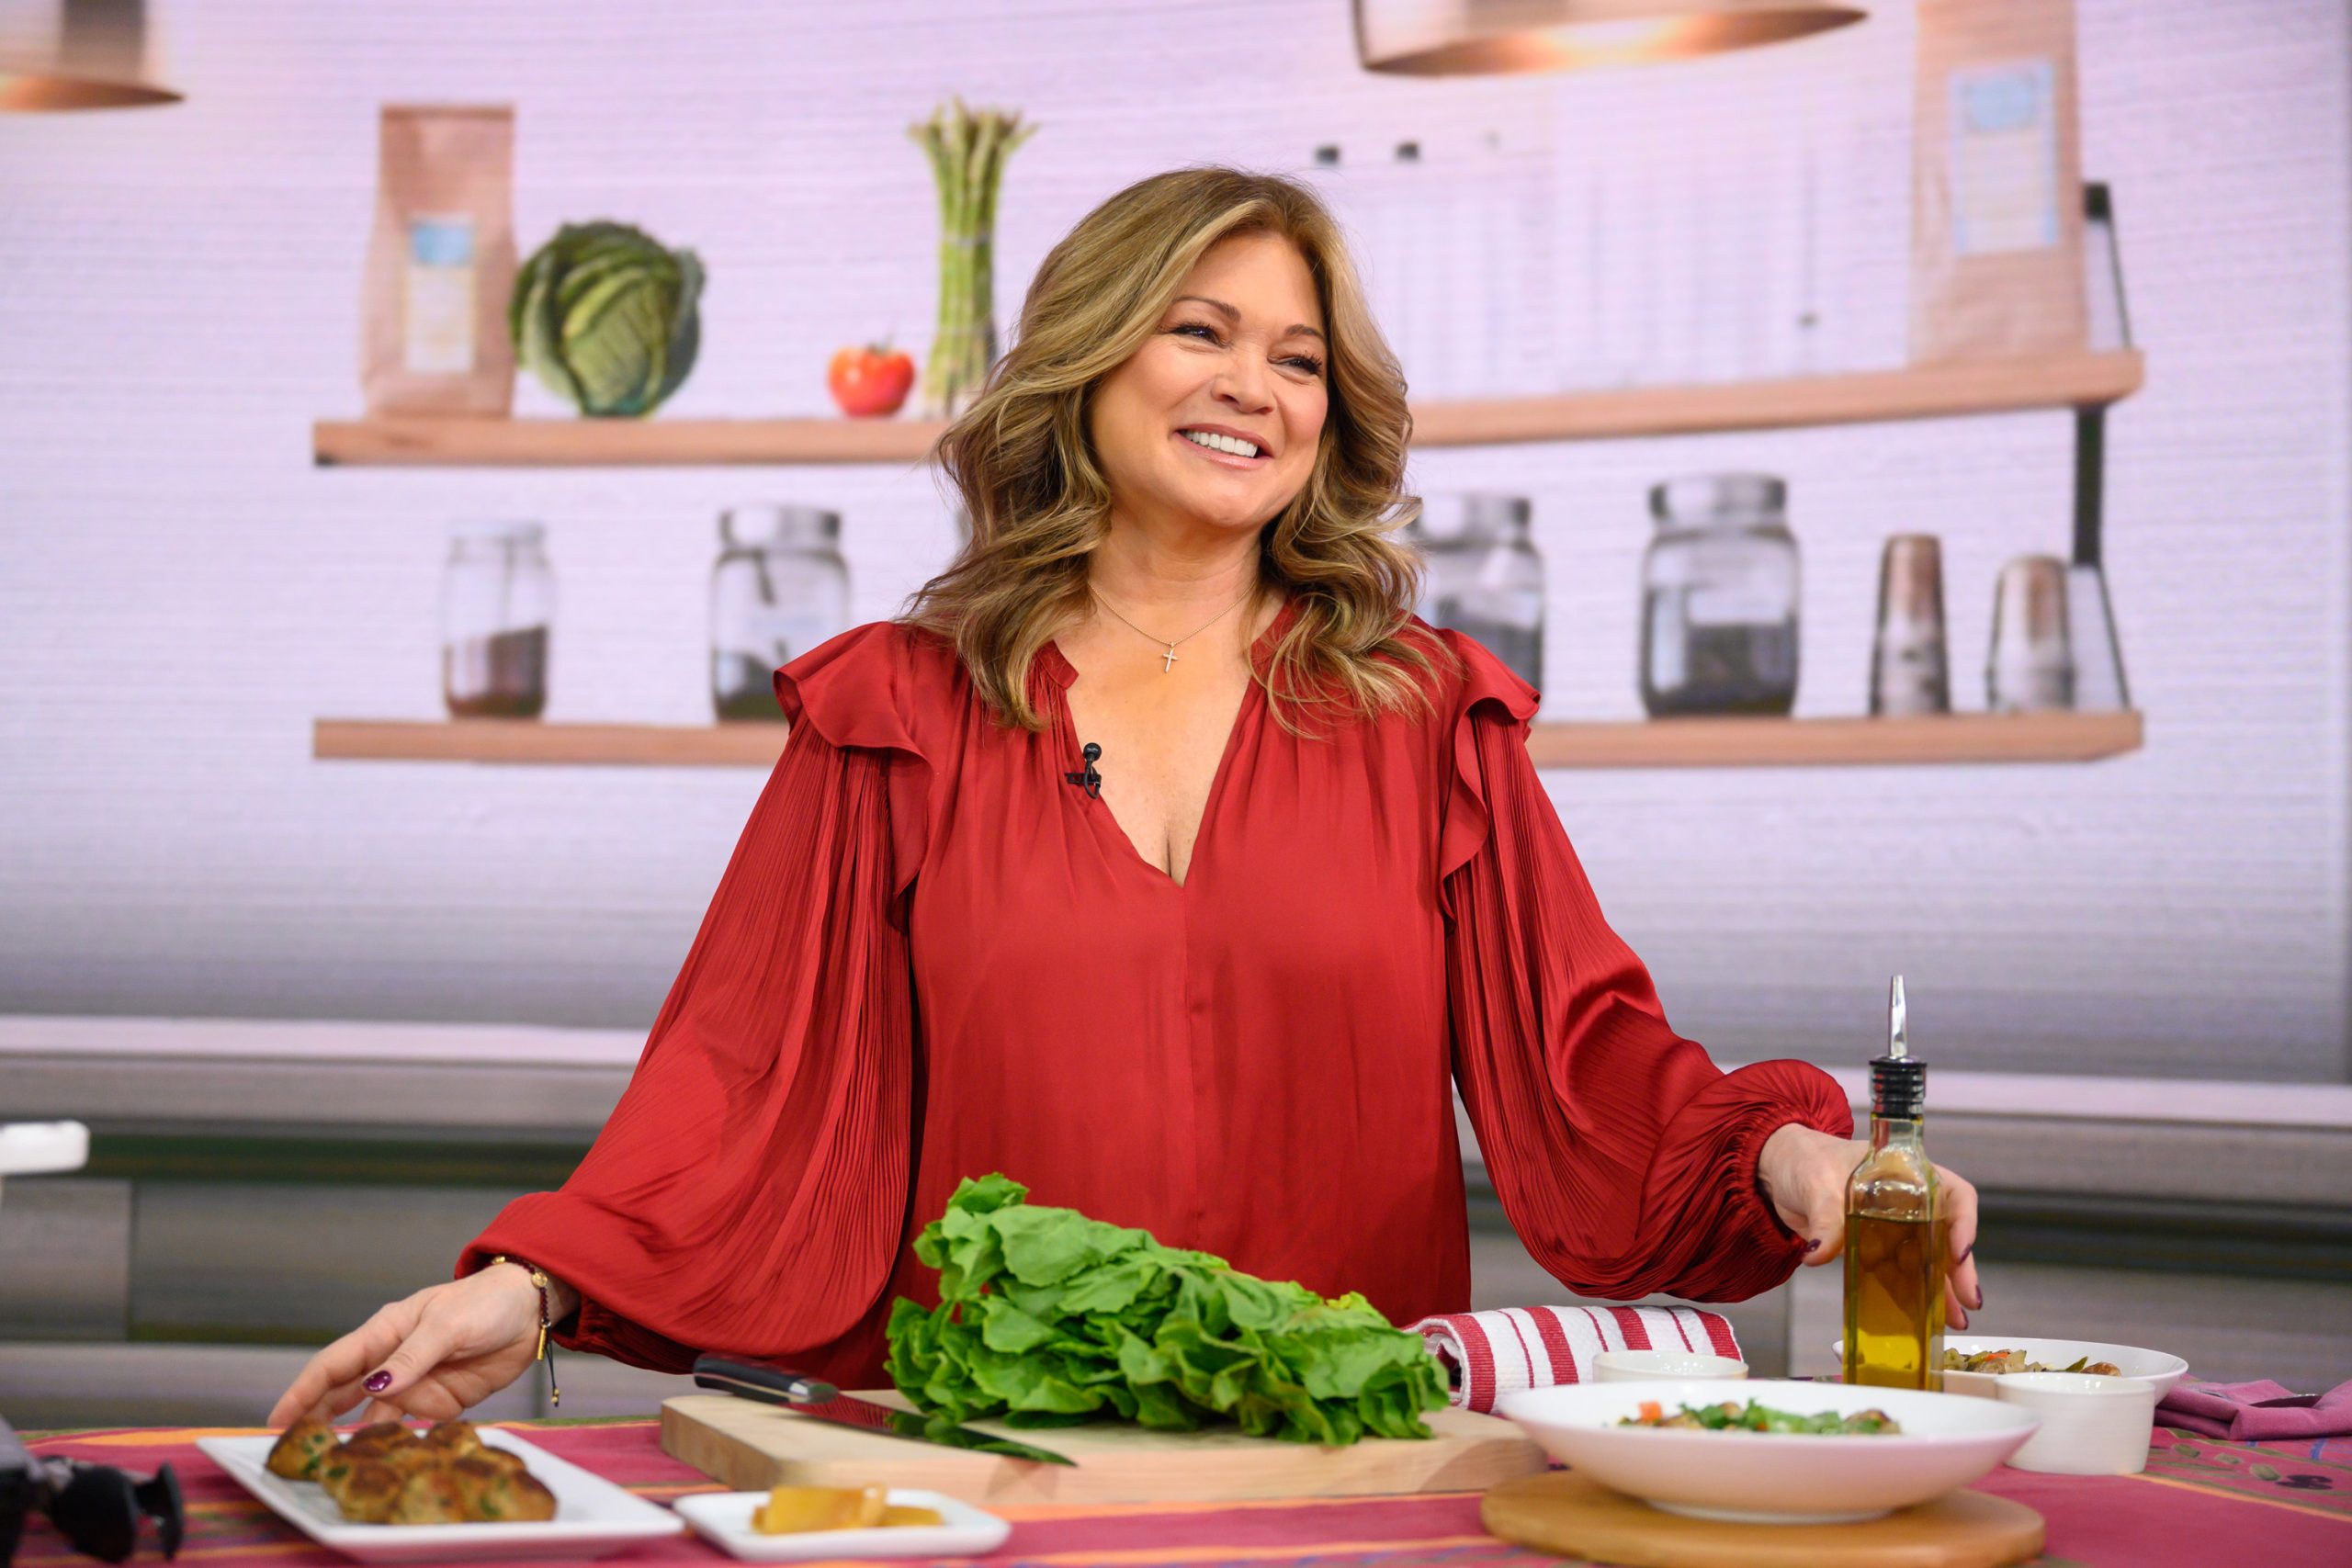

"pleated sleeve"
[458, 623, 931, 1377]
[1437, 633, 1853, 1303]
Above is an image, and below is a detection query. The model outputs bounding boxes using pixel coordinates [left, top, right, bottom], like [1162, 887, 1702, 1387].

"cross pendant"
[1160, 645, 1179, 673]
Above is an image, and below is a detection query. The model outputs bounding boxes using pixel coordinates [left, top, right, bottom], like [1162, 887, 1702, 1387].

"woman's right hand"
[266, 1263, 553, 1428]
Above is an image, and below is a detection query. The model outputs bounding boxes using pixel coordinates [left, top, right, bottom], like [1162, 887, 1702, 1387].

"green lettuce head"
[511, 221, 703, 418]
[884, 1174, 1449, 1445]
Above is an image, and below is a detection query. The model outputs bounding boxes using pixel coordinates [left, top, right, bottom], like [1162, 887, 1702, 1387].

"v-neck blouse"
[1032, 621, 1262, 888]
[463, 604, 1851, 1386]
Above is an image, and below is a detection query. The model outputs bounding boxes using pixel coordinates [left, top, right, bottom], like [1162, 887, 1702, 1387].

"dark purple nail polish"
[364, 1371, 391, 1393]
[1960, 1310, 1971, 1330]
[1970, 1284, 1984, 1311]
[1804, 1238, 1823, 1254]
[1961, 1242, 1975, 1263]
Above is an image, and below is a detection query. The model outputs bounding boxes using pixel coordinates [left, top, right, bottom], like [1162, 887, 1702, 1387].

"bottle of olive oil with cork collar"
[1843, 976, 1948, 1390]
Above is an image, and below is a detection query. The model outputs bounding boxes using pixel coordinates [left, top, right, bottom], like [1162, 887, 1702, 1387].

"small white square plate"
[673, 1488, 1011, 1561]
[196, 1427, 685, 1562]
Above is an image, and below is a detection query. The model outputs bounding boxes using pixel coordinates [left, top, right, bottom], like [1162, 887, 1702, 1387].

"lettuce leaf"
[884, 1174, 1448, 1444]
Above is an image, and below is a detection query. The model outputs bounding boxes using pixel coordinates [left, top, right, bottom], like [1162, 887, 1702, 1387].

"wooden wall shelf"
[314, 414, 943, 468]
[1408, 350, 2142, 446]
[313, 711, 2143, 770]
[1524, 711, 2143, 768]
[311, 351, 2143, 468]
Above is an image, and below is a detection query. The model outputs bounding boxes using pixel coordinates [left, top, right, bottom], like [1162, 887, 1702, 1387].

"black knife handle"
[691, 1354, 840, 1407]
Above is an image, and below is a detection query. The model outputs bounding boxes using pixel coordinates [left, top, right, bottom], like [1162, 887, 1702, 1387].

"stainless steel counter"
[12, 1015, 2350, 1193]
[5, 1014, 2347, 1427]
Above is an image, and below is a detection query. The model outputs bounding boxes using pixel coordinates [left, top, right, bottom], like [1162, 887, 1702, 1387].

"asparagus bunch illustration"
[909, 98, 1036, 419]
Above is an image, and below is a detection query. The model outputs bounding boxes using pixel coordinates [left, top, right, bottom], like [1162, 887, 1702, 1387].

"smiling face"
[1088, 231, 1330, 542]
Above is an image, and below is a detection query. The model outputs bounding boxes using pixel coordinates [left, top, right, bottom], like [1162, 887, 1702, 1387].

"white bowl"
[673, 1489, 1010, 1562]
[1495, 1378, 2039, 1525]
[1995, 1372, 2161, 1475]
[1825, 1336, 2188, 1399]
[1591, 1349, 1747, 1383]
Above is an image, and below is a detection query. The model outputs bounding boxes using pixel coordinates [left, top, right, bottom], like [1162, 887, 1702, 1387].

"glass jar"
[1407, 492, 1544, 691]
[711, 504, 850, 721]
[1986, 555, 2074, 713]
[1640, 474, 1800, 716]
[1870, 534, 1951, 716]
[440, 522, 553, 719]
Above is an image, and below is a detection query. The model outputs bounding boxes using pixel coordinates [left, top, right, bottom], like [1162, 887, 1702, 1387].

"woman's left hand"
[1756, 1122, 1982, 1329]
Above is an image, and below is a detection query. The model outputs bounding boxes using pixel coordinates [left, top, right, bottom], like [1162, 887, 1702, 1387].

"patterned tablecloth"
[14, 1417, 2347, 1568]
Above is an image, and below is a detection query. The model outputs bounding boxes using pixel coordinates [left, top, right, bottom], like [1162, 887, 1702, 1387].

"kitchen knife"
[690, 1354, 1079, 1467]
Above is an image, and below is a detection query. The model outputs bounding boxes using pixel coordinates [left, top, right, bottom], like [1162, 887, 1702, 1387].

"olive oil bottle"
[1842, 975, 1947, 1391]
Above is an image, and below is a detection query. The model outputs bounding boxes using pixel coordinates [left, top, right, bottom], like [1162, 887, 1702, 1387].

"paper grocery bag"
[1910, 0, 2088, 362]
[360, 104, 517, 415]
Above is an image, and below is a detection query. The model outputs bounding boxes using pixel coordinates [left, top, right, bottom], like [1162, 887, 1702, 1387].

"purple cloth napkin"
[2156, 1377, 2352, 1441]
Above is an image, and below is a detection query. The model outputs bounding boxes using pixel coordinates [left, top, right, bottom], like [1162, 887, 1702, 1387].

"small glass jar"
[441, 522, 554, 719]
[1871, 535, 1951, 716]
[711, 504, 850, 721]
[1406, 492, 1544, 691]
[1986, 555, 2074, 713]
[1640, 474, 1800, 717]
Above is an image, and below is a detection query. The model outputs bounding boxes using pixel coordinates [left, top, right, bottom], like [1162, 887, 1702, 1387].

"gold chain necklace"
[1089, 585, 1258, 673]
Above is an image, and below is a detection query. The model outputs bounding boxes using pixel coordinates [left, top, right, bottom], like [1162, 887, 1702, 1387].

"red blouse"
[461, 599, 1851, 1387]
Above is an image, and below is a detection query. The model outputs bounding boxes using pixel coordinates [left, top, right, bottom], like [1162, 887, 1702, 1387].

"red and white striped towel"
[1410, 1305, 1743, 1413]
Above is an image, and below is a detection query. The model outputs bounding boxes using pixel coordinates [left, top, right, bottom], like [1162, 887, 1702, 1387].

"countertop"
[7, 1014, 2350, 1215]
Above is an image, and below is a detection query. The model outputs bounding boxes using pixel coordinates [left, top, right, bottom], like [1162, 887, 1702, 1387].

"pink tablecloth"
[17, 1416, 2348, 1567]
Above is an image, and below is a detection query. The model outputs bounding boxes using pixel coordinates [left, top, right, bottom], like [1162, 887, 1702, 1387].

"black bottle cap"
[1871, 1052, 1927, 1120]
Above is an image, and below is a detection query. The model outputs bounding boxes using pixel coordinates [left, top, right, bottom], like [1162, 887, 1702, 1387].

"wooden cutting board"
[660, 1391, 1548, 1505]
[1481, 1472, 2045, 1568]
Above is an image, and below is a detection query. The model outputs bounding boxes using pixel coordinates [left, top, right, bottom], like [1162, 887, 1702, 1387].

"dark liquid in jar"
[1642, 615, 1799, 716]
[444, 626, 548, 719]
[1434, 607, 1543, 693]
[712, 652, 787, 722]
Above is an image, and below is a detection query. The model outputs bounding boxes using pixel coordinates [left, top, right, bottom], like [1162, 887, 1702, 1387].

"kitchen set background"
[2, 0, 2346, 1082]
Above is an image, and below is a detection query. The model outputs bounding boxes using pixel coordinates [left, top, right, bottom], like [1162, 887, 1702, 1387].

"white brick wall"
[1, 1, 2344, 1080]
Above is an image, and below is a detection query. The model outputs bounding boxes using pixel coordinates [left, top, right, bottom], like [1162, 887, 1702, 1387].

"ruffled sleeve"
[1437, 632, 1853, 1303]
[457, 626, 932, 1377]
[771, 623, 939, 927]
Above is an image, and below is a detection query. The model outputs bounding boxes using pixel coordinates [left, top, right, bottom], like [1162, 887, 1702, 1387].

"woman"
[271, 168, 1979, 1427]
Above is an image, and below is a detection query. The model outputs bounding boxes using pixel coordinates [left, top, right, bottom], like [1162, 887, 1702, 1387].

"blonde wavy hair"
[903, 164, 1453, 734]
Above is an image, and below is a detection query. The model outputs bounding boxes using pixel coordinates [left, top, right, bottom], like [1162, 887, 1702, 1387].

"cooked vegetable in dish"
[1940, 1348, 2120, 1376]
[265, 1416, 337, 1479]
[1617, 1399, 1904, 1435]
[262, 1418, 555, 1524]
[750, 1485, 944, 1535]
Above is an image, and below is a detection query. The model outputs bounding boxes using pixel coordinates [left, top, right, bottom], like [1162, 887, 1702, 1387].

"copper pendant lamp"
[1355, 0, 1863, 75]
[0, 0, 180, 111]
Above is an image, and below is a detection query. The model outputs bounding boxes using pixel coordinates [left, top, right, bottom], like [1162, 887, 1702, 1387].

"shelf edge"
[314, 712, 2144, 770]
[311, 351, 2145, 468]
[1521, 711, 2144, 768]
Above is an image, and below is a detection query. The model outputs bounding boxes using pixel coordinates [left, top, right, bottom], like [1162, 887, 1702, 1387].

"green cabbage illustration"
[510, 221, 703, 417]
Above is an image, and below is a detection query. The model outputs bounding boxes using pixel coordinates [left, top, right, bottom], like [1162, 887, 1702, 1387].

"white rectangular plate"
[673, 1488, 1011, 1562]
[196, 1427, 685, 1562]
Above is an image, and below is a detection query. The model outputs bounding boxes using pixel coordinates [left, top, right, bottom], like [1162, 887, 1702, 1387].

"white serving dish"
[1825, 1336, 2188, 1399]
[196, 1427, 685, 1562]
[1591, 1349, 1747, 1383]
[673, 1488, 1010, 1562]
[1495, 1377, 2038, 1525]
[1995, 1372, 2162, 1475]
